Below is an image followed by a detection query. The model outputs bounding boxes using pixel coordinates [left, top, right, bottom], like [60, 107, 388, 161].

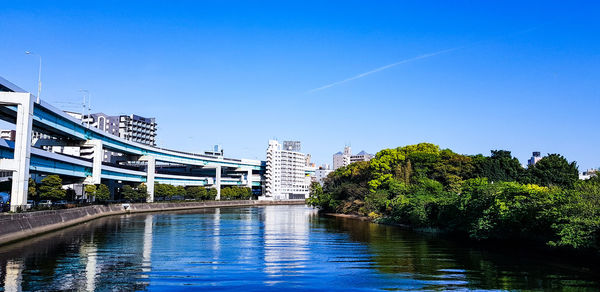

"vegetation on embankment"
[308, 143, 600, 253]
[23, 175, 252, 203]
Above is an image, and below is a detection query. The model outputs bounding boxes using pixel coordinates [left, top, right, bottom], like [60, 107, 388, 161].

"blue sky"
[1, 1, 599, 169]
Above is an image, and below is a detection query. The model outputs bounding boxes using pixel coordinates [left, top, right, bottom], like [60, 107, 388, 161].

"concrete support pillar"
[215, 165, 221, 200]
[0, 93, 34, 212]
[142, 156, 156, 203]
[83, 140, 103, 185]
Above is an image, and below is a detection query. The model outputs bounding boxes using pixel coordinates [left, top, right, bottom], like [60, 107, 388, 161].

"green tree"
[549, 178, 600, 249]
[207, 188, 218, 200]
[431, 149, 473, 192]
[175, 185, 186, 199]
[137, 183, 148, 201]
[28, 178, 37, 200]
[155, 183, 176, 200]
[154, 183, 165, 199]
[307, 182, 324, 206]
[122, 185, 138, 201]
[368, 149, 406, 190]
[95, 184, 110, 201]
[84, 184, 97, 199]
[471, 150, 524, 182]
[187, 186, 207, 200]
[527, 154, 579, 188]
[221, 187, 232, 200]
[38, 175, 66, 200]
[240, 187, 252, 199]
[307, 142, 600, 254]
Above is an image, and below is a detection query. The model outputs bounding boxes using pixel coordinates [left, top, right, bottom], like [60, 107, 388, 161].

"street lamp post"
[25, 51, 42, 103]
[79, 89, 90, 127]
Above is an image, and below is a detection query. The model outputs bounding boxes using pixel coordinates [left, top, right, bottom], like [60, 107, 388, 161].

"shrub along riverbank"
[308, 143, 600, 254]
[23, 175, 253, 206]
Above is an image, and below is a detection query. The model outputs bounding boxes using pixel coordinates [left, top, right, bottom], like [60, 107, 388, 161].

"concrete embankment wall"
[0, 200, 305, 246]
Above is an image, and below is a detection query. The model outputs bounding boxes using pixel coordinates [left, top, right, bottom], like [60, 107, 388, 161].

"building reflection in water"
[80, 242, 97, 292]
[0, 214, 158, 291]
[212, 208, 221, 267]
[263, 205, 314, 283]
[141, 215, 154, 276]
[4, 259, 23, 292]
[240, 207, 253, 262]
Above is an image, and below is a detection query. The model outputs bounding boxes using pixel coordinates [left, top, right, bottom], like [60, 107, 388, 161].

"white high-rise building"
[333, 146, 351, 170]
[263, 140, 311, 200]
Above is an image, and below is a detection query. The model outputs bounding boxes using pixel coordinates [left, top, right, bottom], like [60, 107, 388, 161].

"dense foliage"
[220, 186, 253, 200]
[38, 175, 66, 200]
[187, 186, 217, 200]
[309, 143, 599, 253]
[154, 183, 185, 201]
[95, 184, 111, 201]
[152, 183, 241, 201]
[84, 183, 111, 201]
[122, 184, 148, 202]
[28, 178, 37, 200]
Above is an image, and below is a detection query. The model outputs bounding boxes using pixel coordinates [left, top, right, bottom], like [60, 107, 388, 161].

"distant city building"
[263, 140, 311, 200]
[313, 164, 333, 186]
[528, 151, 542, 166]
[0, 129, 16, 141]
[333, 146, 352, 170]
[350, 150, 374, 164]
[30, 111, 157, 163]
[333, 146, 372, 170]
[117, 114, 157, 146]
[283, 140, 301, 152]
[77, 112, 157, 146]
[83, 113, 121, 137]
[203, 145, 224, 157]
[61, 112, 157, 163]
[580, 169, 598, 180]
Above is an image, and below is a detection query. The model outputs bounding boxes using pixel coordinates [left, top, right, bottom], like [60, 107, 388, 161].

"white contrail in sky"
[306, 46, 462, 94]
[306, 27, 538, 94]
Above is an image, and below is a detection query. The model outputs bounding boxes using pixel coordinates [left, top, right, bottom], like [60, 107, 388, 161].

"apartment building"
[264, 140, 311, 200]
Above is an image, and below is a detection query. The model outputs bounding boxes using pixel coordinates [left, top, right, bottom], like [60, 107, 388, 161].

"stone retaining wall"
[0, 200, 305, 246]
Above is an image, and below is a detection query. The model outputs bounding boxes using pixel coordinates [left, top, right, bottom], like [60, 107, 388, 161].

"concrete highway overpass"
[0, 76, 264, 211]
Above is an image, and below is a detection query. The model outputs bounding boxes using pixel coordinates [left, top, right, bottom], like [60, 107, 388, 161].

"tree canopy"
[526, 153, 579, 188]
[309, 143, 598, 253]
[38, 175, 66, 200]
[95, 184, 110, 201]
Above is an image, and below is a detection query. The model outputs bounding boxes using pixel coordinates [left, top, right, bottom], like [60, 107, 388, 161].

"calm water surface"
[0, 205, 598, 291]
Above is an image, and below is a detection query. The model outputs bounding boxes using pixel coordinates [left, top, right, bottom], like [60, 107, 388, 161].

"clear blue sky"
[1, 1, 599, 169]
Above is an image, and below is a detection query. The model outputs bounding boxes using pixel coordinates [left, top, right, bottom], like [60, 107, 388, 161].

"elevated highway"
[0, 77, 264, 211]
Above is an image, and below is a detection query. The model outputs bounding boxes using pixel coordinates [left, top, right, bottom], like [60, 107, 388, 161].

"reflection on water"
[263, 206, 310, 281]
[4, 259, 22, 292]
[0, 205, 597, 291]
[81, 242, 97, 291]
[141, 215, 153, 276]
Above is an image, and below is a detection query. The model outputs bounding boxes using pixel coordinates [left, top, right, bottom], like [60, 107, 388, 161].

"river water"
[0, 205, 598, 291]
